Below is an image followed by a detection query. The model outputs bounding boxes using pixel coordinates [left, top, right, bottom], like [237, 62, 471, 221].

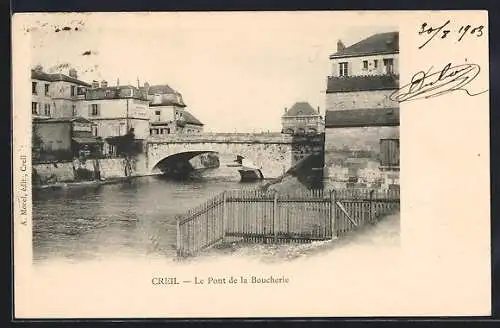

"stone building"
[141, 83, 204, 135]
[78, 81, 151, 140]
[32, 117, 102, 162]
[31, 67, 90, 119]
[323, 31, 400, 190]
[281, 102, 323, 135]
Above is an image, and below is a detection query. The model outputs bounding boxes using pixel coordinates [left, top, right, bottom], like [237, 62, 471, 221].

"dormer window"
[154, 94, 161, 103]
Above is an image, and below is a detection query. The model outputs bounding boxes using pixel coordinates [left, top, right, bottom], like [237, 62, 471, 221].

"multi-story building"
[281, 101, 324, 135]
[141, 83, 204, 135]
[323, 31, 400, 190]
[31, 67, 90, 119]
[79, 81, 151, 140]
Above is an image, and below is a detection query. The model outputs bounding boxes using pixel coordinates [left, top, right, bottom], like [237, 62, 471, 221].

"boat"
[238, 167, 264, 181]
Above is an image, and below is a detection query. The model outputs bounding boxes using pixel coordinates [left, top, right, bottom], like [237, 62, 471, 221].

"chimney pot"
[337, 40, 345, 52]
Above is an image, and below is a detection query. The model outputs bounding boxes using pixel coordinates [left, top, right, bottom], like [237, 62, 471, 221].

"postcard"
[12, 11, 490, 318]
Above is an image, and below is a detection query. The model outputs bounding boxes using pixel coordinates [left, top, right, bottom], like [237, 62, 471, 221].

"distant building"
[323, 31, 400, 190]
[140, 83, 204, 135]
[79, 81, 151, 143]
[281, 102, 323, 135]
[31, 67, 90, 119]
[32, 117, 102, 162]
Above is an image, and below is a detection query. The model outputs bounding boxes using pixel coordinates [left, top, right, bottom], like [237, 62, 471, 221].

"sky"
[24, 12, 397, 132]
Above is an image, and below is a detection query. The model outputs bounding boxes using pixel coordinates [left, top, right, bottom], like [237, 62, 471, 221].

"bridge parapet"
[148, 132, 294, 144]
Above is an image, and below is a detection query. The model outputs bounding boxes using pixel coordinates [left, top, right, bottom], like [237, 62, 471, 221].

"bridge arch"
[146, 134, 313, 179]
[151, 150, 269, 180]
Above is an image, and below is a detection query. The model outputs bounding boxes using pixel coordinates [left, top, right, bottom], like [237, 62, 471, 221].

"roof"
[182, 111, 204, 126]
[142, 84, 177, 95]
[326, 74, 399, 93]
[325, 107, 399, 128]
[33, 116, 94, 124]
[142, 84, 187, 107]
[31, 70, 91, 87]
[330, 32, 399, 59]
[85, 85, 148, 101]
[149, 98, 186, 107]
[283, 102, 319, 117]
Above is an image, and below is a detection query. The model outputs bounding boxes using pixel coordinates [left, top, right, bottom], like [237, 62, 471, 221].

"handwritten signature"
[390, 62, 488, 102]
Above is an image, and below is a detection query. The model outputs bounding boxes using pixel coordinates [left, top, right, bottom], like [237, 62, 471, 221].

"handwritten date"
[418, 20, 484, 49]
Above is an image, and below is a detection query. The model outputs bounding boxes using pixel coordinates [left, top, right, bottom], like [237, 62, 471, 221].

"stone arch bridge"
[140, 133, 324, 179]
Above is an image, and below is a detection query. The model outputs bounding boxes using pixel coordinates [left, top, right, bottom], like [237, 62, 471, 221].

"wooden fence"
[176, 188, 400, 257]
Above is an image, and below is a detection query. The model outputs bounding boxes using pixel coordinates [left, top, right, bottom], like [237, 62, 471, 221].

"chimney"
[337, 40, 345, 52]
[69, 68, 78, 78]
[91, 80, 99, 88]
[284, 107, 287, 114]
[101, 80, 108, 88]
[116, 78, 120, 86]
[34, 64, 44, 73]
[317, 106, 320, 114]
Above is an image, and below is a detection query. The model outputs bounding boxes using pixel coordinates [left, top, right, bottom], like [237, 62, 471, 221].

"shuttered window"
[339, 62, 349, 77]
[380, 139, 399, 167]
[89, 104, 100, 116]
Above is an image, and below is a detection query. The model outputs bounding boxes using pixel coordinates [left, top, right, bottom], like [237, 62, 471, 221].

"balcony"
[326, 74, 399, 93]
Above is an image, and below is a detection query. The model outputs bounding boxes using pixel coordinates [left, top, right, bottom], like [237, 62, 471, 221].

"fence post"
[273, 191, 278, 243]
[176, 215, 182, 257]
[222, 191, 227, 242]
[369, 189, 374, 222]
[330, 190, 337, 239]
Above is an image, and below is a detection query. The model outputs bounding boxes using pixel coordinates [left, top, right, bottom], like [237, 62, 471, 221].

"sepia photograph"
[13, 11, 490, 318]
[29, 18, 400, 263]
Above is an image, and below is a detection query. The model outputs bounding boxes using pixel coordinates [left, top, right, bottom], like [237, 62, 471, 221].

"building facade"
[79, 82, 151, 141]
[141, 83, 204, 135]
[31, 67, 91, 119]
[281, 102, 324, 135]
[323, 31, 400, 191]
[32, 117, 102, 162]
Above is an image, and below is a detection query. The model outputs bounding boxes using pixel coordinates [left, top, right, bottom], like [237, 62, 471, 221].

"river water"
[32, 169, 265, 263]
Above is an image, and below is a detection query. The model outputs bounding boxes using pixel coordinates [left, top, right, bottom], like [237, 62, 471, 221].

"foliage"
[105, 128, 143, 157]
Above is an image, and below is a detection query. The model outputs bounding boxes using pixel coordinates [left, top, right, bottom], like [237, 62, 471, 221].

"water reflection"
[33, 174, 264, 263]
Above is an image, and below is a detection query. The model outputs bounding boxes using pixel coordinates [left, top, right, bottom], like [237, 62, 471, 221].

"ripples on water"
[33, 172, 264, 263]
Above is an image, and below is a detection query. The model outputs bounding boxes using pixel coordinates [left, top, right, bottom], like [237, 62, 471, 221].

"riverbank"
[33, 173, 160, 191]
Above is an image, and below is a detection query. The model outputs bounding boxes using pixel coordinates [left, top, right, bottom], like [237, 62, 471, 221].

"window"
[92, 126, 98, 136]
[380, 139, 400, 167]
[44, 84, 50, 96]
[374, 59, 378, 68]
[90, 104, 100, 116]
[32, 82, 37, 94]
[363, 60, 368, 70]
[339, 62, 349, 77]
[44, 104, 51, 116]
[31, 102, 38, 114]
[72, 105, 77, 116]
[155, 110, 161, 115]
[383, 58, 394, 74]
[71, 85, 76, 97]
